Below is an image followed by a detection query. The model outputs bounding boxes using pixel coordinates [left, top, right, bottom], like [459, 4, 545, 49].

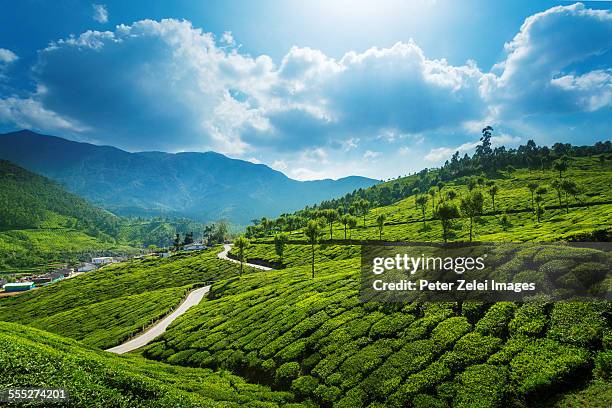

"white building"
[183, 242, 206, 251]
[92, 257, 114, 265]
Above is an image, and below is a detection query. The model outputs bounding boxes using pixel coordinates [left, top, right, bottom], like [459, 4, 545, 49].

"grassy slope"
[0, 248, 252, 348]
[140, 157, 612, 407]
[0, 321, 298, 407]
[143, 246, 611, 407]
[280, 156, 612, 243]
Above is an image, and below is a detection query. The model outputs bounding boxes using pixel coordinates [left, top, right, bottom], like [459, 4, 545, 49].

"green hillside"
[0, 160, 206, 270]
[0, 321, 297, 407]
[142, 244, 611, 407]
[0, 249, 249, 348]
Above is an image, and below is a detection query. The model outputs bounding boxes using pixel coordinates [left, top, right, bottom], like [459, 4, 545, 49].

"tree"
[412, 188, 420, 209]
[561, 179, 580, 213]
[322, 209, 339, 240]
[446, 189, 458, 201]
[460, 190, 484, 242]
[436, 201, 460, 242]
[305, 221, 321, 278]
[183, 232, 194, 245]
[488, 184, 499, 212]
[172, 233, 181, 251]
[376, 214, 386, 240]
[527, 182, 539, 211]
[358, 199, 370, 226]
[347, 216, 358, 239]
[535, 187, 547, 222]
[274, 233, 289, 266]
[428, 187, 437, 214]
[340, 214, 351, 239]
[553, 157, 569, 180]
[415, 195, 429, 229]
[234, 236, 250, 276]
[551, 179, 563, 207]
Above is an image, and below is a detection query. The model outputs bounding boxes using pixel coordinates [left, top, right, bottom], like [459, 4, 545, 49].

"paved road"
[217, 243, 274, 271]
[106, 285, 210, 354]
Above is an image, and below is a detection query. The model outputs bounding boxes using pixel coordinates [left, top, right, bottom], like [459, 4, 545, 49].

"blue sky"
[0, 1, 610, 180]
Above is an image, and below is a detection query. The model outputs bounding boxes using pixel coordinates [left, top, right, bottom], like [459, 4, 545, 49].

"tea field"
[0, 321, 299, 407]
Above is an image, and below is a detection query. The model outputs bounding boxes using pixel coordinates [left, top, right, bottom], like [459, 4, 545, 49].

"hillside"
[0, 160, 137, 270]
[0, 130, 378, 224]
[0, 248, 247, 349]
[0, 321, 297, 407]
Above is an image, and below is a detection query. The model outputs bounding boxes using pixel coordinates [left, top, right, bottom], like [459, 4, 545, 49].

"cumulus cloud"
[0, 48, 18, 64]
[92, 4, 108, 23]
[481, 2, 612, 116]
[0, 3, 610, 179]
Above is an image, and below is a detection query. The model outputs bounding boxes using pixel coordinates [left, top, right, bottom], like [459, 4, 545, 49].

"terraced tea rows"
[143, 245, 611, 407]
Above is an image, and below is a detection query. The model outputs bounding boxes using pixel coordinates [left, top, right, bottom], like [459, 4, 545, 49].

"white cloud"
[342, 137, 359, 151]
[481, 3, 612, 116]
[0, 97, 87, 133]
[92, 4, 108, 23]
[246, 157, 261, 164]
[220, 31, 236, 47]
[363, 150, 382, 160]
[0, 48, 18, 64]
[271, 159, 288, 171]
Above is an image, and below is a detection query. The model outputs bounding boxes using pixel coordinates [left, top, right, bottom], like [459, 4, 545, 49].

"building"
[77, 263, 96, 272]
[183, 242, 207, 251]
[0, 279, 6, 288]
[3, 282, 35, 292]
[54, 268, 73, 278]
[92, 257, 114, 265]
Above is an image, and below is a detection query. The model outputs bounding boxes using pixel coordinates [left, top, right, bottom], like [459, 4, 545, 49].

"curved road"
[106, 285, 210, 354]
[106, 245, 274, 354]
[217, 243, 274, 271]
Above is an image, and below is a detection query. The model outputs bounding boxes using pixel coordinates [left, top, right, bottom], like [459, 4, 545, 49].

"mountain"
[0, 130, 378, 224]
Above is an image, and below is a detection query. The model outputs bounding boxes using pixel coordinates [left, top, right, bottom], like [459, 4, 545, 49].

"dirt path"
[105, 285, 210, 354]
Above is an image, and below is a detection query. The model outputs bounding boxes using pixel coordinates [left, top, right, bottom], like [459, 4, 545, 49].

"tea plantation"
[0, 249, 251, 348]
[142, 244, 612, 407]
[0, 321, 299, 407]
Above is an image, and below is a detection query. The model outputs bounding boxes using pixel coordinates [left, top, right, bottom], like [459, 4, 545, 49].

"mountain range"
[0, 130, 378, 224]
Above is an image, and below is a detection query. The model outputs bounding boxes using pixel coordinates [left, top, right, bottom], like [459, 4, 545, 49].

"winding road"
[106, 244, 274, 354]
[217, 243, 273, 271]
[106, 285, 211, 354]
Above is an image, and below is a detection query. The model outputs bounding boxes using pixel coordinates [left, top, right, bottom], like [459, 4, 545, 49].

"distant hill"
[0, 130, 378, 224]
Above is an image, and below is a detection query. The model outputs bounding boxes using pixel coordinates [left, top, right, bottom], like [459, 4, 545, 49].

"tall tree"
[340, 214, 351, 239]
[234, 236, 250, 276]
[412, 188, 420, 209]
[561, 179, 580, 214]
[551, 179, 563, 207]
[460, 190, 484, 242]
[322, 209, 339, 240]
[436, 201, 460, 242]
[488, 184, 499, 212]
[305, 221, 321, 278]
[527, 182, 539, 211]
[172, 233, 181, 251]
[347, 216, 358, 239]
[358, 199, 370, 227]
[535, 187, 547, 222]
[274, 233, 289, 266]
[376, 214, 387, 240]
[553, 157, 569, 180]
[415, 195, 429, 229]
[428, 187, 437, 214]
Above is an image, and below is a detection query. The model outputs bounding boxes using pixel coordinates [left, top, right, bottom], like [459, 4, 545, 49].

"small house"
[92, 257, 114, 265]
[3, 282, 35, 292]
[183, 242, 206, 251]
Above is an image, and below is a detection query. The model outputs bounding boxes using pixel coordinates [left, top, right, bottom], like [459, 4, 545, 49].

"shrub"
[510, 338, 590, 395]
[509, 302, 548, 337]
[275, 362, 301, 384]
[444, 333, 502, 370]
[475, 302, 516, 338]
[430, 317, 472, 352]
[547, 303, 607, 348]
[313, 384, 341, 404]
[291, 375, 319, 397]
[412, 394, 446, 408]
[453, 364, 509, 408]
[369, 313, 414, 339]
[594, 350, 612, 380]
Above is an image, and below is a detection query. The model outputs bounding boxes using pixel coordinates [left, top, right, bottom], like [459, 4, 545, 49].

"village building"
[3, 282, 35, 292]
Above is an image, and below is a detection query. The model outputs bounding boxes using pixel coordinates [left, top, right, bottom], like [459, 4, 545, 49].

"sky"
[0, 1, 610, 181]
